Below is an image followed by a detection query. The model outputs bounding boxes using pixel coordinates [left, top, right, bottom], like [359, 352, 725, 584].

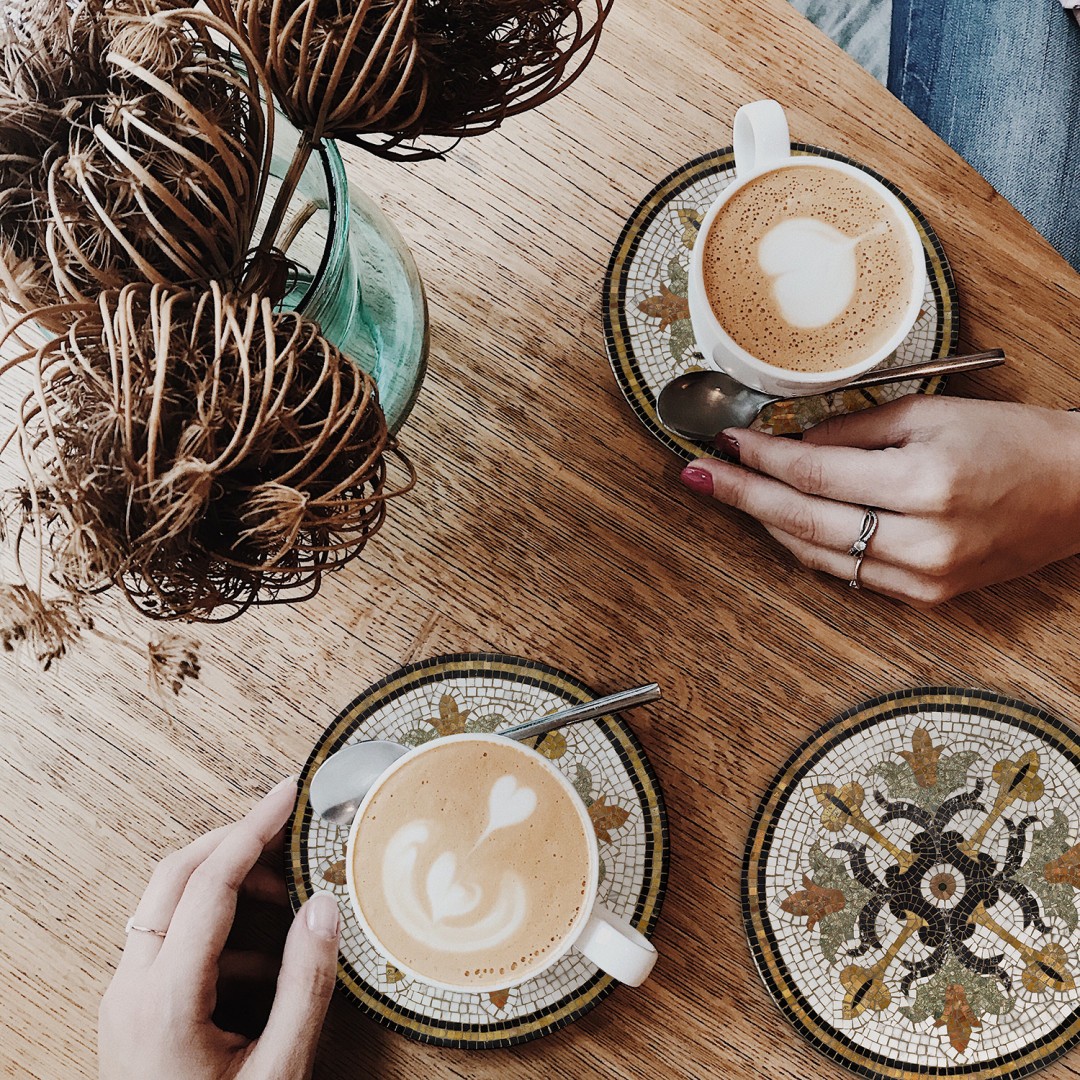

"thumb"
[249, 891, 340, 1079]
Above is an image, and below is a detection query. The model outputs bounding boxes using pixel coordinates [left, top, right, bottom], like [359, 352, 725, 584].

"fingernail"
[715, 431, 741, 461]
[269, 775, 299, 796]
[306, 890, 341, 940]
[679, 465, 714, 496]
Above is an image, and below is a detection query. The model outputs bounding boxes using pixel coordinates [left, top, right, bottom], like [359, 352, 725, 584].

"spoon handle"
[843, 349, 1005, 391]
[501, 683, 662, 742]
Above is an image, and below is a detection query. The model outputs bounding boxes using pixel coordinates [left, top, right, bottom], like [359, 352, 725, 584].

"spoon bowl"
[656, 350, 1005, 442]
[308, 740, 409, 828]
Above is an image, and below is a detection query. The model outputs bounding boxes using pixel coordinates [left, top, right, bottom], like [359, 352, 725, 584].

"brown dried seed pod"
[0, 1, 273, 317]
[1, 282, 415, 622]
[208, 0, 612, 159]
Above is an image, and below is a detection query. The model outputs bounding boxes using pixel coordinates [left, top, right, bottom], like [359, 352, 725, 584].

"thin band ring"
[125, 917, 168, 938]
[848, 508, 879, 589]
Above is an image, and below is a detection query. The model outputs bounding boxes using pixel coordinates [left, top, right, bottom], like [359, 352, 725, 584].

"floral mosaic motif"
[781, 725, 1080, 1057]
[635, 207, 701, 370]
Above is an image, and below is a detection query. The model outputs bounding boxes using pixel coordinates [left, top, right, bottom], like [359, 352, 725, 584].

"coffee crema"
[351, 737, 593, 989]
[701, 164, 915, 372]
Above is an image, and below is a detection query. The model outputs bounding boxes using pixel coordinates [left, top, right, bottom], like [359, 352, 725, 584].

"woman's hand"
[679, 396, 1080, 605]
[99, 778, 340, 1080]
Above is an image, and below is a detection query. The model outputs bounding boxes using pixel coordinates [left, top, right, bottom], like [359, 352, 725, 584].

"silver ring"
[848, 508, 878, 589]
[125, 917, 168, 938]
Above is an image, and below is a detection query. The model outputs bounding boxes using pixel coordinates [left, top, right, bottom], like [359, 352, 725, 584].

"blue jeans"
[888, 0, 1080, 271]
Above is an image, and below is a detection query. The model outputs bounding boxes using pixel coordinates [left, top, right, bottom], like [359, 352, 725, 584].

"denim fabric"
[889, 0, 1080, 270]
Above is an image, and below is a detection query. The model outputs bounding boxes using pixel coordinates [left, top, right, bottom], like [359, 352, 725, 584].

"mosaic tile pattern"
[744, 688, 1080, 1079]
[286, 653, 668, 1048]
[603, 145, 959, 461]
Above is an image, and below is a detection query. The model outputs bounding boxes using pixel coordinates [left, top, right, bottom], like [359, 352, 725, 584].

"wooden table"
[4, 0, 1080, 1077]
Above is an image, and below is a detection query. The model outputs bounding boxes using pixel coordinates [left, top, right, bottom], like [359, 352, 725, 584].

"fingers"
[681, 458, 940, 570]
[156, 777, 299, 1003]
[247, 892, 340, 1080]
[764, 526, 957, 607]
[717, 428, 921, 510]
[119, 823, 233, 972]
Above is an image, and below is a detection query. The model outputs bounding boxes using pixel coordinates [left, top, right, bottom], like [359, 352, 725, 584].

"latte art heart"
[477, 774, 538, 845]
[425, 852, 481, 922]
[758, 218, 879, 329]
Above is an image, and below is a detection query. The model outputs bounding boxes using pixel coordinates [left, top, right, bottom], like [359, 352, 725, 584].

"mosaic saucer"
[744, 688, 1080, 1079]
[286, 653, 668, 1048]
[603, 145, 960, 460]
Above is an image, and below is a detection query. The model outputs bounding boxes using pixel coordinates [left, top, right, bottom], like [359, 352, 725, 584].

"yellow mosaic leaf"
[488, 988, 510, 1009]
[534, 730, 567, 759]
[385, 963, 406, 984]
[900, 727, 943, 788]
[321, 860, 347, 886]
[992, 750, 1044, 802]
[814, 782, 864, 831]
[839, 964, 891, 1019]
[934, 983, 981, 1053]
[589, 794, 631, 843]
[1021, 943, 1074, 994]
[434, 693, 469, 736]
[677, 207, 703, 249]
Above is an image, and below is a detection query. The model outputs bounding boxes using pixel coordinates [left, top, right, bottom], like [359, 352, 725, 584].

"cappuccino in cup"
[346, 732, 657, 991]
[687, 100, 926, 398]
[701, 165, 916, 372]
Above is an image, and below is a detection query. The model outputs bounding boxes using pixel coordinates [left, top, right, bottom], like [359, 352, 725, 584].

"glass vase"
[263, 117, 429, 433]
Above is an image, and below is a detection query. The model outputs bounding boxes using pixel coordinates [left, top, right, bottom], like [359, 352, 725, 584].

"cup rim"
[689, 154, 927, 388]
[344, 731, 601, 993]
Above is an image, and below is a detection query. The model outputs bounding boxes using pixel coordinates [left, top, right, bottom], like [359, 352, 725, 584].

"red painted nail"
[680, 465, 714, 496]
[715, 431, 740, 461]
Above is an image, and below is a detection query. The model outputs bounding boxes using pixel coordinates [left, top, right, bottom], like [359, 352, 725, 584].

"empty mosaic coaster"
[286, 653, 668, 1048]
[743, 687, 1080, 1079]
[603, 145, 959, 460]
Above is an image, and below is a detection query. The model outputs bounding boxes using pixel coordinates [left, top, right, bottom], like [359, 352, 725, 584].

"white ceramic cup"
[687, 99, 926, 397]
[344, 732, 658, 991]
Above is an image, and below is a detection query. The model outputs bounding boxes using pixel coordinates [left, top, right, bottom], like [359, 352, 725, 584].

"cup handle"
[733, 99, 790, 177]
[574, 905, 658, 987]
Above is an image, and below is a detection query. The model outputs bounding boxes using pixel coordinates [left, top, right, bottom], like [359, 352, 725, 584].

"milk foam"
[381, 820, 528, 952]
[353, 738, 593, 989]
[702, 165, 915, 372]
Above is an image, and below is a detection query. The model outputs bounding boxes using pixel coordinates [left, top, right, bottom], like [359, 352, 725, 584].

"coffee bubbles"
[352, 738, 592, 989]
[702, 165, 915, 372]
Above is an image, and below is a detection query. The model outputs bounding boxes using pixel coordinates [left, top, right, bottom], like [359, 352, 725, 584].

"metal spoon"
[309, 682, 662, 828]
[655, 349, 1006, 441]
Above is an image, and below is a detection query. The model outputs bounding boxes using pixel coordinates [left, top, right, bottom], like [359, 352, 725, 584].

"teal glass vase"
[264, 118, 428, 433]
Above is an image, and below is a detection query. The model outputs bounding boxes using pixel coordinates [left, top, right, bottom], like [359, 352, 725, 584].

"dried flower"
[1, 281, 414, 622]
[0, 583, 93, 670]
[148, 632, 201, 695]
[209, 0, 612, 158]
[0, 0, 272, 315]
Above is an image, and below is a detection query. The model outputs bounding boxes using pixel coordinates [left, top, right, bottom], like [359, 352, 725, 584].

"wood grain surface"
[2, 0, 1079, 1077]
